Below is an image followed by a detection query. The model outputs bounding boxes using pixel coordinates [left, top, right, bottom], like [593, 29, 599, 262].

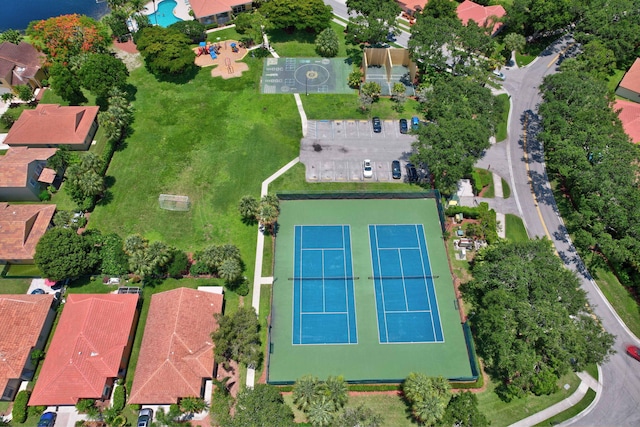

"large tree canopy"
[211, 307, 261, 367]
[411, 77, 499, 194]
[261, 0, 332, 33]
[345, 0, 401, 45]
[230, 384, 294, 427]
[26, 14, 109, 63]
[78, 53, 129, 98]
[34, 228, 99, 281]
[135, 26, 196, 75]
[462, 240, 615, 401]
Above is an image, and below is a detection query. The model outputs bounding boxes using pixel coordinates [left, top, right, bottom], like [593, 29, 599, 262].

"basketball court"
[261, 57, 353, 94]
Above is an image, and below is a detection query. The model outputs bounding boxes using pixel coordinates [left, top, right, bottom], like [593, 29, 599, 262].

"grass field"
[269, 198, 474, 383]
[78, 57, 300, 303]
[505, 214, 528, 242]
[495, 94, 510, 142]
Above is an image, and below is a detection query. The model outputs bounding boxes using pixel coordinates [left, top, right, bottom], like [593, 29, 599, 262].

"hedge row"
[12, 390, 29, 423]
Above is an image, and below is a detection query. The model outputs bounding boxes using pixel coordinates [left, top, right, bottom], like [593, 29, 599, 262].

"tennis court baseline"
[293, 225, 357, 345]
[369, 224, 444, 343]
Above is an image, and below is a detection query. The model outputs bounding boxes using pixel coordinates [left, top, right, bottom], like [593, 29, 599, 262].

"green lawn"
[477, 372, 581, 427]
[505, 214, 528, 242]
[269, 22, 349, 58]
[495, 93, 510, 142]
[502, 178, 511, 198]
[4, 263, 42, 277]
[0, 277, 31, 294]
[608, 69, 625, 93]
[86, 57, 300, 299]
[535, 388, 596, 427]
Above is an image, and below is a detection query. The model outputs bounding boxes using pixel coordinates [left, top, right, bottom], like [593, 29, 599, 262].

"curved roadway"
[323, 0, 640, 421]
[495, 37, 640, 426]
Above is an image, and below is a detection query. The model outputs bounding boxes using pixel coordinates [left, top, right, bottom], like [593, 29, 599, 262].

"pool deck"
[143, 0, 192, 21]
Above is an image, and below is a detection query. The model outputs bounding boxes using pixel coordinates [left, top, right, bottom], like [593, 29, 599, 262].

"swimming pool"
[147, 0, 183, 27]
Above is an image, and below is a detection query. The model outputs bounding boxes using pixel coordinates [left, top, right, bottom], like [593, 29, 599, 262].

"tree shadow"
[152, 65, 199, 84]
[96, 190, 114, 207]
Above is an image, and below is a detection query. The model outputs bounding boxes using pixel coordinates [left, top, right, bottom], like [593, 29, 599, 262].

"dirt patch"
[112, 40, 143, 71]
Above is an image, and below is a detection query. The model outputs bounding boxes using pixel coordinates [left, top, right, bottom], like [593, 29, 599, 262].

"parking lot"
[300, 120, 417, 182]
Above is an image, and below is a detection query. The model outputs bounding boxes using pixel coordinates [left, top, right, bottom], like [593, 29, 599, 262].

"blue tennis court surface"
[369, 224, 444, 343]
[293, 225, 357, 344]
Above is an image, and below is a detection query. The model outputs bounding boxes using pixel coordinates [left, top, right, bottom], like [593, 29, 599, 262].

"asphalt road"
[322, 0, 640, 421]
[489, 36, 640, 425]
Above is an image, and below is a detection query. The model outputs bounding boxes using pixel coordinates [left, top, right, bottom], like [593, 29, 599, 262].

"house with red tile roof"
[0, 147, 58, 201]
[0, 203, 55, 264]
[4, 104, 99, 151]
[129, 287, 224, 404]
[0, 42, 47, 95]
[29, 294, 139, 406]
[616, 58, 640, 103]
[190, 0, 253, 26]
[0, 294, 56, 401]
[456, 0, 506, 36]
[614, 99, 640, 143]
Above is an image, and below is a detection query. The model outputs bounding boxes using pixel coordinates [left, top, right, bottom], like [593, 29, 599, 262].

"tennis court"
[369, 224, 444, 343]
[268, 197, 476, 384]
[293, 225, 357, 345]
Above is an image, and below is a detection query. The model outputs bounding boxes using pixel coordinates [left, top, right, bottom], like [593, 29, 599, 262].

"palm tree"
[219, 244, 241, 262]
[146, 241, 172, 271]
[322, 375, 348, 410]
[81, 152, 104, 174]
[179, 396, 208, 415]
[124, 234, 147, 256]
[218, 258, 242, 283]
[259, 204, 279, 233]
[78, 170, 105, 199]
[307, 396, 334, 427]
[293, 375, 320, 411]
[238, 195, 259, 221]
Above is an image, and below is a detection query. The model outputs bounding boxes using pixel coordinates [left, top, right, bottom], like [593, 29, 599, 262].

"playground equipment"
[195, 41, 221, 58]
[231, 42, 239, 53]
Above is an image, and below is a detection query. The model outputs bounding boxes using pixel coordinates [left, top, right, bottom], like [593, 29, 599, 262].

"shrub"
[30, 349, 45, 364]
[315, 27, 339, 57]
[167, 250, 190, 278]
[348, 70, 363, 88]
[38, 189, 51, 201]
[111, 415, 127, 427]
[47, 185, 57, 194]
[228, 277, 250, 296]
[100, 233, 129, 276]
[189, 262, 211, 276]
[113, 385, 126, 412]
[28, 405, 46, 418]
[128, 404, 141, 411]
[470, 168, 492, 195]
[12, 390, 29, 423]
[76, 399, 96, 414]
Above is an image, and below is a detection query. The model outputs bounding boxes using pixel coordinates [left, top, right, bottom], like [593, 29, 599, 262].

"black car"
[392, 160, 402, 179]
[372, 117, 382, 133]
[405, 163, 418, 183]
[399, 119, 408, 134]
[37, 412, 56, 427]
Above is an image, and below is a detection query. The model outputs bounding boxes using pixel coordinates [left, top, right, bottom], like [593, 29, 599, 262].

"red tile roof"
[4, 104, 99, 147]
[0, 294, 54, 396]
[614, 99, 640, 143]
[129, 288, 223, 404]
[0, 147, 57, 188]
[619, 58, 640, 94]
[29, 294, 138, 406]
[38, 168, 57, 184]
[0, 42, 45, 86]
[190, 0, 248, 19]
[0, 203, 55, 262]
[456, 0, 506, 35]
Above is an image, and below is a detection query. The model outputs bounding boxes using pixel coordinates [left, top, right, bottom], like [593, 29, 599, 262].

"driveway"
[300, 119, 416, 181]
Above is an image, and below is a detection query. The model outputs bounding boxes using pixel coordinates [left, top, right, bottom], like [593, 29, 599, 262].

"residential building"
[616, 58, 640, 103]
[0, 203, 55, 264]
[4, 104, 99, 150]
[29, 294, 139, 406]
[614, 99, 640, 143]
[0, 147, 58, 201]
[456, 0, 506, 36]
[189, 0, 253, 26]
[129, 287, 224, 405]
[0, 294, 56, 401]
[0, 42, 47, 95]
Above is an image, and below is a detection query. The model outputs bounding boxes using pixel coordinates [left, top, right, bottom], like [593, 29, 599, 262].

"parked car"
[399, 119, 408, 134]
[405, 163, 418, 182]
[38, 412, 57, 427]
[31, 288, 46, 295]
[372, 117, 382, 133]
[492, 69, 505, 80]
[627, 345, 640, 363]
[137, 408, 154, 427]
[363, 159, 373, 178]
[411, 116, 420, 131]
[392, 160, 401, 179]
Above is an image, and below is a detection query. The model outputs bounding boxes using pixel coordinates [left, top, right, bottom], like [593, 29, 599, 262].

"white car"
[363, 159, 373, 178]
[492, 69, 505, 80]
